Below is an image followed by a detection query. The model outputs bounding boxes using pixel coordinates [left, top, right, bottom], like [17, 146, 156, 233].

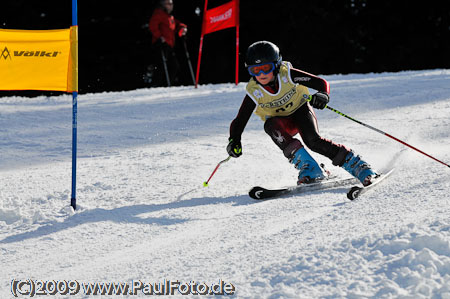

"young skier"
[227, 41, 377, 186]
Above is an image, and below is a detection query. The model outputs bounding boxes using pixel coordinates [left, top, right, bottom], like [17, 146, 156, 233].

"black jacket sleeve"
[290, 68, 330, 94]
[229, 95, 256, 141]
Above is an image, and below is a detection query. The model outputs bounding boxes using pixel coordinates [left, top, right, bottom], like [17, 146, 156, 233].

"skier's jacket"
[149, 7, 187, 48]
[230, 61, 329, 141]
[246, 62, 311, 121]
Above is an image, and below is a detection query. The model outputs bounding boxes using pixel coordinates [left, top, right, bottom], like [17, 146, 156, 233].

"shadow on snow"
[0, 193, 255, 244]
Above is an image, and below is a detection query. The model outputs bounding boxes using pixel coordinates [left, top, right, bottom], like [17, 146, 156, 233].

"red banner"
[203, 0, 239, 35]
[196, 0, 240, 87]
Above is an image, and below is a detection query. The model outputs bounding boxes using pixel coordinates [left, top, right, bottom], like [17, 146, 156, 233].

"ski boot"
[290, 147, 326, 185]
[341, 151, 377, 186]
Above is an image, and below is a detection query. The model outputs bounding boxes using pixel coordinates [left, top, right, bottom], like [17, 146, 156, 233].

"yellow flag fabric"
[0, 26, 78, 92]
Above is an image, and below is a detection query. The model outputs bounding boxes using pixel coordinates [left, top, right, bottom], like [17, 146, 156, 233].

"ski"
[249, 177, 359, 200]
[347, 168, 395, 200]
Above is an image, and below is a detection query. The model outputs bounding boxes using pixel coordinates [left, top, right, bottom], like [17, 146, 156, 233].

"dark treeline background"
[1, 0, 449, 95]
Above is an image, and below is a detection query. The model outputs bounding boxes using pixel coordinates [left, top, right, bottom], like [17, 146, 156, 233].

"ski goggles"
[247, 62, 275, 76]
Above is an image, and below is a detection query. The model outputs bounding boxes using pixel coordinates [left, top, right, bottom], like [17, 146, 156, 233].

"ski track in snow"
[1, 69, 450, 298]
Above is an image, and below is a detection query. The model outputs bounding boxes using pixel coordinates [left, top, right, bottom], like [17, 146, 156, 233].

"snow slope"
[1, 69, 450, 298]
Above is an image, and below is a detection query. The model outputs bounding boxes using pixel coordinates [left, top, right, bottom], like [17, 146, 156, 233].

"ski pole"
[203, 156, 232, 187]
[307, 96, 450, 168]
[160, 47, 171, 87]
[182, 37, 196, 86]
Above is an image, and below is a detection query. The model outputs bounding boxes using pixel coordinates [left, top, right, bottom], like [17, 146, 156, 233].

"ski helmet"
[245, 41, 282, 68]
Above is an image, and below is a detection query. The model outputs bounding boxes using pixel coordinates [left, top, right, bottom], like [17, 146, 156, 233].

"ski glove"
[227, 138, 242, 158]
[310, 92, 329, 110]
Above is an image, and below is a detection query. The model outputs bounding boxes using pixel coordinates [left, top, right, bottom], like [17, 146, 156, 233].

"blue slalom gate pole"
[71, 91, 77, 210]
[71, 0, 78, 210]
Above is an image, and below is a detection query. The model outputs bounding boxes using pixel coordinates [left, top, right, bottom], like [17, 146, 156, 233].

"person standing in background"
[148, 0, 187, 87]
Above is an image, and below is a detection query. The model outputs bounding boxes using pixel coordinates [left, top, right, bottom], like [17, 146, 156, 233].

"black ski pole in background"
[160, 47, 171, 87]
[307, 96, 450, 168]
[182, 37, 196, 86]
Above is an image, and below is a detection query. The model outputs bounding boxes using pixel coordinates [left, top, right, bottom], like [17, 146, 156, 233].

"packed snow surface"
[1, 69, 450, 298]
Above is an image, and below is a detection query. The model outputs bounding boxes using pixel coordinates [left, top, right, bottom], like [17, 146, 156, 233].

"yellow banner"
[0, 26, 78, 92]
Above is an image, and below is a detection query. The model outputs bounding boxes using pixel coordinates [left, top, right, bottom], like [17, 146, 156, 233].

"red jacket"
[149, 7, 186, 48]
